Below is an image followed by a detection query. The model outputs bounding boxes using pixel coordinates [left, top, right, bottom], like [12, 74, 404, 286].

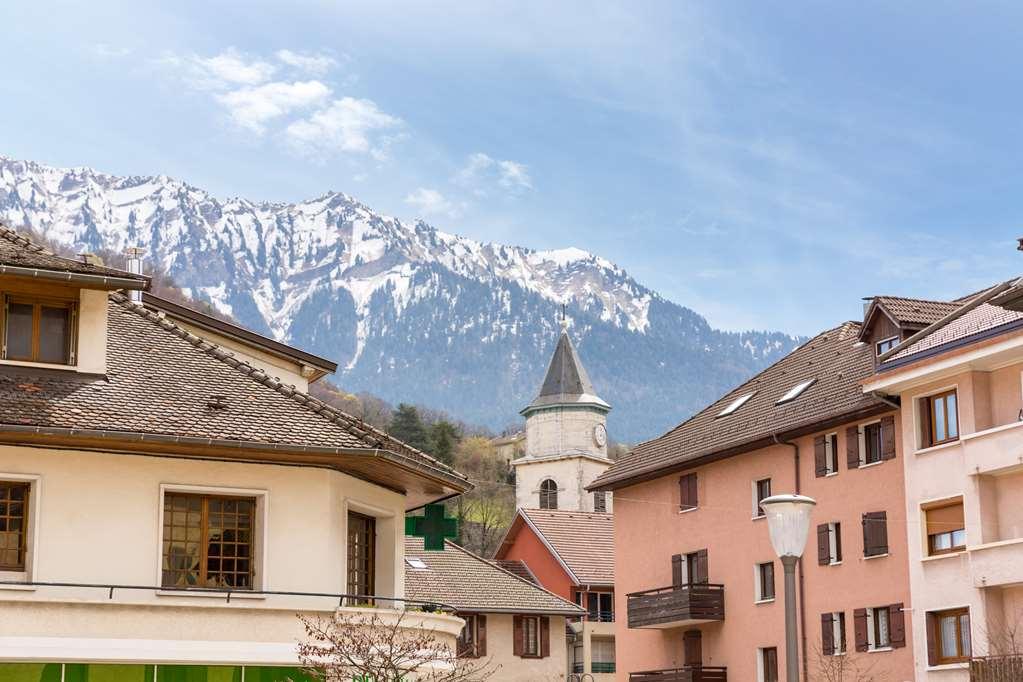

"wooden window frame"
[760, 646, 779, 682]
[161, 492, 256, 590]
[754, 478, 771, 518]
[928, 389, 959, 446]
[521, 615, 541, 658]
[863, 422, 884, 465]
[871, 607, 891, 649]
[757, 561, 775, 602]
[875, 336, 899, 356]
[928, 529, 967, 556]
[0, 481, 31, 571]
[1, 294, 78, 365]
[539, 479, 558, 510]
[931, 607, 971, 664]
[347, 511, 377, 602]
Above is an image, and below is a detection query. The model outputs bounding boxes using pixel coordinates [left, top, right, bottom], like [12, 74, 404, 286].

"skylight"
[405, 557, 428, 570]
[776, 378, 817, 405]
[717, 391, 756, 417]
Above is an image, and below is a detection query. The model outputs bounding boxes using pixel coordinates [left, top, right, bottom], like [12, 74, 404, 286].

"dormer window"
[776, 378, 816, 405]
[717, 391, 756, 417]
[875, 336, 899, 356]
[2, 295, 77, 365]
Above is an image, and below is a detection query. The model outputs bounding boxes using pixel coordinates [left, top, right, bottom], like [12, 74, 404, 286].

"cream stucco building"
[0, 229, 470, 680]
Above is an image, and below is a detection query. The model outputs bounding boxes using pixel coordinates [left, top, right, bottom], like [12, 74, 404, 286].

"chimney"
[124, 247, 146, 303]
[79, 253, 104, 267]
[1016, 236, 1023, 251]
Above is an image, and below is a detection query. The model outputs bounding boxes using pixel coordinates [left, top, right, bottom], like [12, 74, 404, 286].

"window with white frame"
[753, 478, 771, 518]
[824, 433, 838, 475]
[867, 607, 891, 650]
[758, 646, 779, 682]
[821, 612, 847, 656]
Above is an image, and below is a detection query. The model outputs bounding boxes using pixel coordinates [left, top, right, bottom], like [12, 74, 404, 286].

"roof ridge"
[0, 226, 48, 255]
[441, 540, 583, 611]
[874, 294, 957, 305]
[108, 292, 465, 481]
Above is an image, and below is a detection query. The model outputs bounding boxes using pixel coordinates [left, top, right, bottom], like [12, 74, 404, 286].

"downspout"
[774, 433, 809, 682]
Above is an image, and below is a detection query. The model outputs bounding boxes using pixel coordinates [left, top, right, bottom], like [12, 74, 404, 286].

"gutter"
[0, 264, 148, 290]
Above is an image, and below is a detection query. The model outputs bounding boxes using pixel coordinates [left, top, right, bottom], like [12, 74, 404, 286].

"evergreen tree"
[428, 420, 461, 466]
[387, 403, 430, 452]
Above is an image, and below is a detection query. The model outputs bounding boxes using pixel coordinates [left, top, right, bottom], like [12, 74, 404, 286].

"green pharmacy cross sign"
[405, 504, 458, 551]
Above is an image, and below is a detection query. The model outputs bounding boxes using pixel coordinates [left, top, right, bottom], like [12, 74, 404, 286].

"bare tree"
[297, 609, 497, 682]
[984, 604, 1023, 657]
[811, 646, 884, 682]
[447, 437, 516, 557]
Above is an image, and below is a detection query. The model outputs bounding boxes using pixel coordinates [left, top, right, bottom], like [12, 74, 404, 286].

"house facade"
[590, 321, 917, 681]
[864, 281, 1023, 680]
[404, 536, 585, 681]
[0, 229, 469, 679]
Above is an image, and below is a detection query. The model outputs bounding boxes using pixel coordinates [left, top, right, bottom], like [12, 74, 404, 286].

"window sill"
[863, 553, 890, 561]
[155, 589, 266, 600]
[752, 515, 766, 521]
[927, 662, 969, 671]
[921, 550, 966, 563]
[0, 583, 36, 591]
[0, 358, 78, 372]
[828, 560, 843, 566]
[914, 441, 961, 457]
[825, 471, 839, 478]
[678, 507, 698, 515]
[867, 646, 893, 654]
[857, 460, 886, 470]
[754, 598, 775, 605]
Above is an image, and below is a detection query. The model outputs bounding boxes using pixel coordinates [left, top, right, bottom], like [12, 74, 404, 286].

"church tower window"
[539, 479, 558, 510]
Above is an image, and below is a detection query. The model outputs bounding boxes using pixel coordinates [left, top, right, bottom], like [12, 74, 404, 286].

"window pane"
[947, 393, 958, 438]
[932, 533, 952, 552]
[5, 302, 33, 360]
[877, 609, 890, 646]
[934, 396, 947, 442]
[0, 664, 62, 682]
[952, 529, 966, 548]
[38, 305, 70, 363]
[959, 614, 971, 656]
[939, 615, 957, 657]
[162, 494, 202, 587]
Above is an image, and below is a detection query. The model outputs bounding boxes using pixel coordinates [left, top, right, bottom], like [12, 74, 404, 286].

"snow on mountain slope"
[0, 156, 802, 441]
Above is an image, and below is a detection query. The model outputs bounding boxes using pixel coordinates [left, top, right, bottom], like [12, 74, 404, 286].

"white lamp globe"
[760, 494, 817, 559]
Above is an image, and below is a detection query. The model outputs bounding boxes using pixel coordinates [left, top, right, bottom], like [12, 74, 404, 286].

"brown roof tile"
[872, 296, 960, 327]
[886, 302, 1023, 363]
[404, 537, 583, 615]
[0, 227, 146, 283]
[514, 509, 614, 586]
[591, 322, 887, 490]
[0, 292, 465, 488]
[493, 559, 539, 585]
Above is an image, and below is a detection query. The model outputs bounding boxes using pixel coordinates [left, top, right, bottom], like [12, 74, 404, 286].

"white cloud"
[160, 48, 277, 90]
[216, 81, 331, 134]
[404, 188, 465, 219]
[454, 152, 532, 195]
[276, 49, 339, 76]
[286, 97, 403, 159]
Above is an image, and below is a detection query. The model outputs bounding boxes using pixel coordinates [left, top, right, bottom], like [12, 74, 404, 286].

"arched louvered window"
[539, 479, 558, 510]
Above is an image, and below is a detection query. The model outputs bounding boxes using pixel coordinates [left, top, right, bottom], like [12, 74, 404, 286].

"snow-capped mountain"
[0, 156, 801, 441]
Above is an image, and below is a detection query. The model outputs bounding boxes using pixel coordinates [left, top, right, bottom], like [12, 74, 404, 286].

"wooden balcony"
[629, 666, 727, 682]
[627, 583, 725, 629]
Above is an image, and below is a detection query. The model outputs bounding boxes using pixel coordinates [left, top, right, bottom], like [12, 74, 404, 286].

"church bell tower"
[513, 315, 613, 513]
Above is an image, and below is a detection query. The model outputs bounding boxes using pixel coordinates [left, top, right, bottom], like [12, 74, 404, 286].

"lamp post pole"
[759, 493, 816, 682]
[781, 555, 800, 682]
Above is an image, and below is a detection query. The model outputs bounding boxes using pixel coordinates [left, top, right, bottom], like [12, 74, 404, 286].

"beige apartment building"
[0, 228, 470, 680]
[864, 281, 1023, 680]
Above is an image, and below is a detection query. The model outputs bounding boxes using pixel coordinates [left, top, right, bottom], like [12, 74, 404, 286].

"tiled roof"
[885, 302, 1023, 363]
[591, 322, 887, 490]
[0, 292, 466, 487]
[403, 537, 583, 615]
[516, 508, 614, 586]
[872, 296, 960, 327]
[0, 227, 146, 282]
[493, 559, 539, 585]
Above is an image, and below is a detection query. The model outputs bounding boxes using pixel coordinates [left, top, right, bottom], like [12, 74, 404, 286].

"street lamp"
[760, 493, 816, 682]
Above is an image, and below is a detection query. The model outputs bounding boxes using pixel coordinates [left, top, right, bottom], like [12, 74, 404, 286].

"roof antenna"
[1016, 236, 1023, 251]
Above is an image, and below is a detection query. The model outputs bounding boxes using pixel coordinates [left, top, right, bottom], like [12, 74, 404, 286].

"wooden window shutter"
[821, 613, 834, 656]
[920, 398, 933, 449]
[881, 415, 897, 460]
[890, 604, 905, 648]
[689, 474, 698, 508]
[672, 554, 684, 587]
[539, 616, 550, 658]
[854, 608, 869, 652]
[846, 426, 861, 469]
[512, 615, 523, 657]
[817, 524, 831, 565]
[683, 629, 703, 666]
[814, 436, 828, 477]
[477, 614, 487, 657]
[862, 512, 888, 556]
[925, 611, 938, 665]
[696, 549, 709, 584]
[680, 473, 697, 510]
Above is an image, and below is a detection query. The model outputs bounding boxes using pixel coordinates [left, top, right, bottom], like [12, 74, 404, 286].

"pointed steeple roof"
[522, 322, 610, 415]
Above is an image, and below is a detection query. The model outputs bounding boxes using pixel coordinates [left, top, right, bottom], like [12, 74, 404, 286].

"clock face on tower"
[593, 423, 607, 447]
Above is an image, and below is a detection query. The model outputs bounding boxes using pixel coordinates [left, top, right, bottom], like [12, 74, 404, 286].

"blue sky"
[3, 1, 1020, 335]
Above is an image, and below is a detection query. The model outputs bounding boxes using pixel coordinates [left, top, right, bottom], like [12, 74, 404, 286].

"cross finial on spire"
[560, 303, 568, 331]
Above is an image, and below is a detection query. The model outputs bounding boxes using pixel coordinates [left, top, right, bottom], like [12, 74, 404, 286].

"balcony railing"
[592, 662, 616, 673]
[627, 583, 725, 629]
[971, 654, 1023, 681]
[587, 609, 615, 622]
[629, 666, 727, 682]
